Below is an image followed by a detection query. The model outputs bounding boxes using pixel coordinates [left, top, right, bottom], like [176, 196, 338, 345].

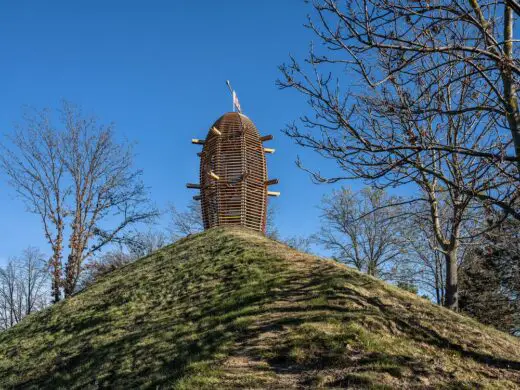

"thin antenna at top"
[226, 80, 242, 113]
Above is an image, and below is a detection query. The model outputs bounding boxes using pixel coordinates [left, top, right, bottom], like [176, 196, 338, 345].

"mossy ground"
[0, 227, 519, 389]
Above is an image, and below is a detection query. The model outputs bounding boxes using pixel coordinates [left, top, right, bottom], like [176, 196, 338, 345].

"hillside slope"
[1, 227, 520, 389]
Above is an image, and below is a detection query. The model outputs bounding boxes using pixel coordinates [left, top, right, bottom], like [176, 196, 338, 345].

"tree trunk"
[435, 274, 441, 305]
[444, 248, 459, 310]
[51, 279, 60, 303]
[50, 250, 62, 303]
[435, 286, 441, 306]
[50, 228, 64, 303]
[434, 255, 441, 305]
[64, 254, 76, 297]
[64, 252, 83, 297]
[502, 4, 520, 169]
[367, 259, 377, 277]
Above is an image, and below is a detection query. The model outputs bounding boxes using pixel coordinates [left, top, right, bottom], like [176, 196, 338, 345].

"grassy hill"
[1, 227, 520, 389]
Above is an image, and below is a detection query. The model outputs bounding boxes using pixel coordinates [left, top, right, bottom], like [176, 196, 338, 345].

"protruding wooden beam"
[210, 126, 221, 136]
[268, 191, 281, 197]
[186, 183, 201, 189]
[264, 148, 275, 154]
[209, 171, 220, 180]
[265, 179, 279, 186]
[193, 195, 201, 201]
[260, 134, 273, 142]
[192, 138, 205, 145]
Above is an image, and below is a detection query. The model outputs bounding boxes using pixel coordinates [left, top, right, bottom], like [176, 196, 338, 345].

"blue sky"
[0, 0, 357, 264]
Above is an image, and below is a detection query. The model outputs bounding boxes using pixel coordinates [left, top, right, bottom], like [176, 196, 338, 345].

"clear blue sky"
[0, 0, 357, 264]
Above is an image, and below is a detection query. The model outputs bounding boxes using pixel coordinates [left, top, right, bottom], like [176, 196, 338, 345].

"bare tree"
[0, 102, 158, 300]
[283, 235, 314, 254]
[126, 229, 168, 259]
[0, 247, 49, 330]
[278, 2, 519, 309]
[20, 247, 50, 315]
[0, 110, 65, 303]
[80, 250, 135, 289]
[0, 261, 21, 329]
[309, 0, 520, 164]
[279, 0, 519, 219]
[60, 103, 158, 296]
[317, 187, 407, 279]
[265, 205, 280, 240]
[168, 200, 204, 239]
[401, 213, 446, 305]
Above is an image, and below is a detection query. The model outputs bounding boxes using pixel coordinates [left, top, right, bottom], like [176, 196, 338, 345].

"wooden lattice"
[188, 112, 279, 233]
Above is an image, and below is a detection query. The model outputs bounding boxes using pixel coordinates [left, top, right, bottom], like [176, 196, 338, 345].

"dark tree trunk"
[64, 252, 82, 298]
[51, 252, 62, 303]
[435, 282, 441, 306]
[64, 254, 76, 298]
[434, 257, 442, 305]
[444, 249, 458, 310]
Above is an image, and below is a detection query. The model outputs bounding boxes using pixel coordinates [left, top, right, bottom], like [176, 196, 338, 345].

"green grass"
[0, 226, 519, 389]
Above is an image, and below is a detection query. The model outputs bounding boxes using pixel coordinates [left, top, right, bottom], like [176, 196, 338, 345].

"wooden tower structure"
[187, 112, 279, 233]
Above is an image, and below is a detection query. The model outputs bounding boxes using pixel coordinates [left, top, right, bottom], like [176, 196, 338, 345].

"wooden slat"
[260, 134, 273, 142]
[211, 126, 222, 136]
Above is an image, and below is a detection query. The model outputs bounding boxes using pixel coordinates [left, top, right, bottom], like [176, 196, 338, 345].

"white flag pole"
[226, 80, 234, 112]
